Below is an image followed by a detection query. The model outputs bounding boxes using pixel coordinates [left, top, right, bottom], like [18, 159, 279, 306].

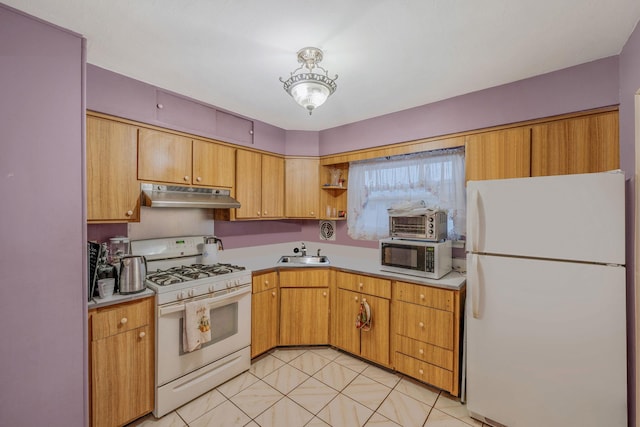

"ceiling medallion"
[280, 47, 338, 115]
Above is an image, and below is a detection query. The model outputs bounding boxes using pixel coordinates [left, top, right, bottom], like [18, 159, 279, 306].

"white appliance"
[131, 236, 252, 418]
[465, 171, 627, 427]
[379, 238, 452, 279]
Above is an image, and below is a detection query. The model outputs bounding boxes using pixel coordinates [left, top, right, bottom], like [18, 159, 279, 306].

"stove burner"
[145, 263, 247, 286]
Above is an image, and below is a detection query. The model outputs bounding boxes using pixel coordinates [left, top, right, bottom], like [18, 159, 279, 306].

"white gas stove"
[131, 235, 252, 417]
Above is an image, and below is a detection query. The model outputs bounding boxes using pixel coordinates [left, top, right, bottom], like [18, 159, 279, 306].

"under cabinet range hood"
[141, 183, 241, 209]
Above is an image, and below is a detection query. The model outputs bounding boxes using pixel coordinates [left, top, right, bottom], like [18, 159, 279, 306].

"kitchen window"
[347, 148, 465, 241]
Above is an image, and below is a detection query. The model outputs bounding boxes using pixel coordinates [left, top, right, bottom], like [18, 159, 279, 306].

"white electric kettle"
[202, 236, 223, 265]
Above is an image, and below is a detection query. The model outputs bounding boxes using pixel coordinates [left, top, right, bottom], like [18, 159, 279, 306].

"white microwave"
[379, 238, 452, 279]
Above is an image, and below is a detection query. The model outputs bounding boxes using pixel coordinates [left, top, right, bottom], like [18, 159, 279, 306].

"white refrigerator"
[465, 171, 627, 427]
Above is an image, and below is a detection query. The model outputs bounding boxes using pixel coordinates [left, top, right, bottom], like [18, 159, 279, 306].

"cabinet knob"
[418, 322, 424, 328]
[120, 317, 128, 325]
[354, 296, 359, 301]
[323, 292, 327, 297]
[264, 280, 269, 286]
[156, 103, 163, 109]
[419, 369, 424, 375]
[183, 175, 190, 181]
[139, 331, 146, 338]
[358, 283, 363, 288]
[420, 294, 425, 300]
[271, 291, 276, 297]
[126, 210, 133, 217]
[310, 211, 315, 216]
[263, 210, 268, 215]
[419, 348, 424, 355]
[196, 176, 202, 182]
[257, 211, 261, 216]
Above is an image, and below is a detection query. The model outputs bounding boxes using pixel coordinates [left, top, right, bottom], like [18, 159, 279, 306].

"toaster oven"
[389, 210, 447, 241]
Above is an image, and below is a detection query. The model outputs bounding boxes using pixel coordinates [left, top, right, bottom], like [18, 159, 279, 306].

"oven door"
[156, 286, 251, 386]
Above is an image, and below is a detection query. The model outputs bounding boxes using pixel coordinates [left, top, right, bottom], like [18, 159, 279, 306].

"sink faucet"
[317, 248, 321, 256]
[300, 242, 307, 256]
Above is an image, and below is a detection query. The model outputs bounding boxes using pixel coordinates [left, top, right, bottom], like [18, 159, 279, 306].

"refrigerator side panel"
[465, 254, 627, 427]
[466, 171, 624, 265]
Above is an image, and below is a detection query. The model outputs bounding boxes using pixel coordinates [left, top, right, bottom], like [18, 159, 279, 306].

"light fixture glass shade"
[280, 47, 338, 115]
[289, 79, 331, 112]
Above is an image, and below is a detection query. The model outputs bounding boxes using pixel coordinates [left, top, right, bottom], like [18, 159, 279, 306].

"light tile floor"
[128, 347, 490, 427]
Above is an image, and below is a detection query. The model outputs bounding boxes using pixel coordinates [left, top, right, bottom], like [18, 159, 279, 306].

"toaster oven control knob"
[429, 223, 434, 228]
[428, 217, 434, 222]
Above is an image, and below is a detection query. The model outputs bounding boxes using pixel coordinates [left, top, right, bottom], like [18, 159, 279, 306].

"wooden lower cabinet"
[251, 271, 279, 358]
[392, 281, 463, 396]
[332, 272, 391, 367]
[89, 297, 154, 427]
[279, 269, 330, 345]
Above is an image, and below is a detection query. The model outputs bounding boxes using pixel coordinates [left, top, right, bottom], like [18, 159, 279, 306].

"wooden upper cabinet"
[138, 128, 192, 185]
[285, 158, 320, 218]
[261, 154, 285, 218]
[235, 150, 264, 219]
[86, 116, 140, 222]
[235, 150, 284, 219]
[465, 127, 531, 181]
[192, 139, 235, 187]
[530, 111, 619, 176]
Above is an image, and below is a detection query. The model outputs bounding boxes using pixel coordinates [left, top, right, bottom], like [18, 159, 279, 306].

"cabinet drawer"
[395, 335, 453, 371]
[394, 301, 453, 349]
[92, 298, 153, 341]
[394, 281, 453, 311]
[252, 271, 278, 293]
[279, 269, 330, 288]
[336, 271, 391, 299]
[395, 352, 453, 392]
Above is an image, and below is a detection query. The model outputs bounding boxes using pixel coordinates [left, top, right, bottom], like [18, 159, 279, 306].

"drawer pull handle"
[139, 331, 146, 338]
[419, 348, 424, 355]
[419, 369, 424, 375]
[120, 317, 128, 325]
[419, 322, 424, 328]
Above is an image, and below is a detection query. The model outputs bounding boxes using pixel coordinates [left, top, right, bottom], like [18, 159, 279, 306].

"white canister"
[202, 243, 218, 265]
[202, 236, 223, 265]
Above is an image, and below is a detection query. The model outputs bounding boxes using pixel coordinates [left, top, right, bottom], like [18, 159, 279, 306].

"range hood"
[141, 183, 240, 209]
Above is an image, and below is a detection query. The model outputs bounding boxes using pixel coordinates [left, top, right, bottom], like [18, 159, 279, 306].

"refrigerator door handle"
[469, 188, 480, 252]
[470, 254, 481, 318]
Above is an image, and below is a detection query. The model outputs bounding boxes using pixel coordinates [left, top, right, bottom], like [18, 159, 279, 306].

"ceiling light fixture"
[280, 47, 338, 115]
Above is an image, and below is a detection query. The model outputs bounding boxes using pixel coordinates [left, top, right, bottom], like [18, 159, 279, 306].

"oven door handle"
[158, 286, 251, 317]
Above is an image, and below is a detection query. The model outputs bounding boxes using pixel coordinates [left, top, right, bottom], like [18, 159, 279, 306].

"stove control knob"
[176, 291, 184, 300]
[209, 285, 215, 293]
[188, 289, 195, 297]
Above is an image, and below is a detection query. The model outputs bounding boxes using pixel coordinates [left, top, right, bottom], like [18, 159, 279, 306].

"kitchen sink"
[277, 255, 330, 265]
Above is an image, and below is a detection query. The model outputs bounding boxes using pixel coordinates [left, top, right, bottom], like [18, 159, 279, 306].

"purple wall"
[0, 5, 86, 426]
[619, 19, 640, 426]
[319, 57, 620, 155]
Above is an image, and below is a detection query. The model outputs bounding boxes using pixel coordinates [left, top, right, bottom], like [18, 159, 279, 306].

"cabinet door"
[531, 111, 619, 176]
[192, 140, 235, 187]
[261, 154, 285, 218]
[465, 127, 531, 181]
[285, 158, 319, 218]
[86, 116, 140, 222]
[235, 149, 262, 219]
[279, 287, 329, 345]
[138, 128, 192, 185]
[91, 326, 153, 427]
[360, 293, 390, 366]
[333, 288, 361, 355]
[251, 288, 279, 358]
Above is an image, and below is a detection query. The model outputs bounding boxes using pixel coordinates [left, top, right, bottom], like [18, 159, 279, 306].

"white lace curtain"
[347, 148, 466, 240]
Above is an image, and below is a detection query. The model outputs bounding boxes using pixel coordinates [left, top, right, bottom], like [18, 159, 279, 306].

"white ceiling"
[6, 0, 640, 131]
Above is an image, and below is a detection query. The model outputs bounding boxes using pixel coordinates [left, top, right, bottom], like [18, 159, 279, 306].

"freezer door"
[467, 171, 625, 265]
[466, 254, 627, 427]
